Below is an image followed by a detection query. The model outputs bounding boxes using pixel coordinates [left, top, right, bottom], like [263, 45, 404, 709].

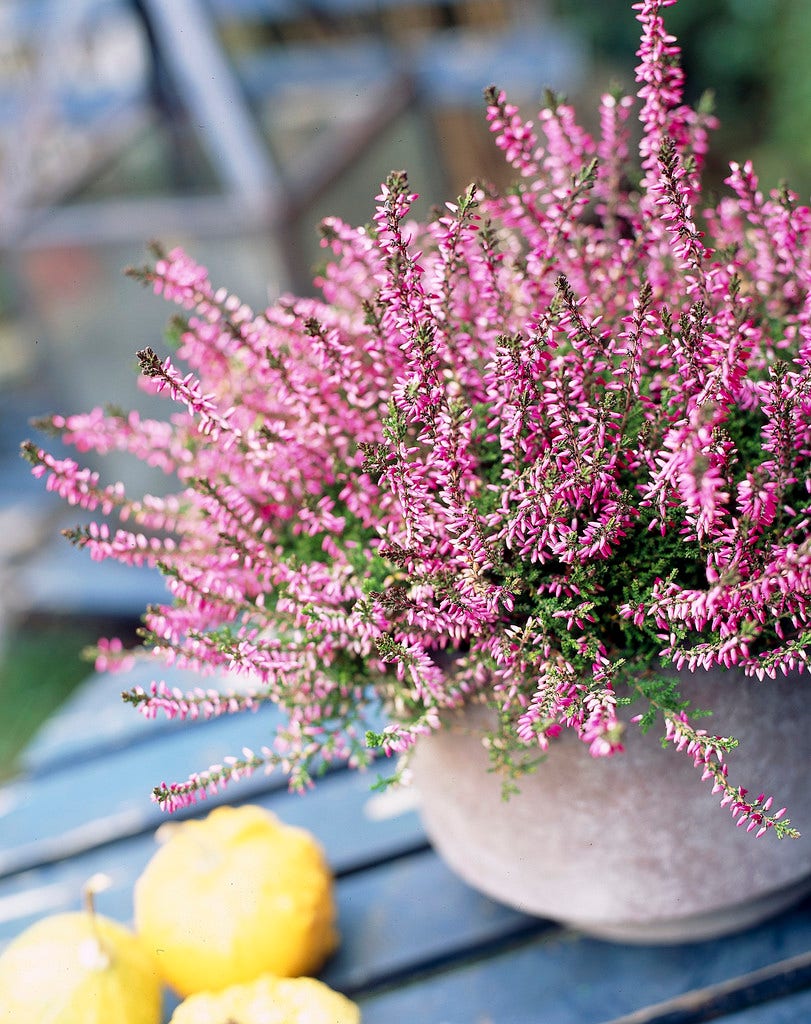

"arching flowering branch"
[24, 0, 808, 837]
[151, 748, 273, 814]
[661, 712, 794, 839]
[21, 442, 126, 516]
[136, 346, 240, 447]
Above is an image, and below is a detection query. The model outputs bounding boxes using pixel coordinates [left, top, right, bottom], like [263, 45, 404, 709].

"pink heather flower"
[486, 88, 540, 179]
[93, 637, 137, 674]
[23, 0, 803, 837]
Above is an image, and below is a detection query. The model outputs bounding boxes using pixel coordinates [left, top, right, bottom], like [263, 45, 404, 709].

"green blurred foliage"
[0, 624, 96, 779]
[550, 0, 811, 197]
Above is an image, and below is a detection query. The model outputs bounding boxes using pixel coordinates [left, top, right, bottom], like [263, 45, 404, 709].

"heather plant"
[23, 0, 810, 838]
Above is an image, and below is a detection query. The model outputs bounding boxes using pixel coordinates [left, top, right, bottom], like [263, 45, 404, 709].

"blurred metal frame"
[0, 0, 580, 293]
[1, 0, 417, 291]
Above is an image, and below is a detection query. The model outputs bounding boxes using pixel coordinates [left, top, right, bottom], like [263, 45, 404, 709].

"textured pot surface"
[410, 667, 811, 943]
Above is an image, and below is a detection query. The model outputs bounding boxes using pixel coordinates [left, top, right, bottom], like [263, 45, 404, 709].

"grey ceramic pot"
[410, 666, 811, 943]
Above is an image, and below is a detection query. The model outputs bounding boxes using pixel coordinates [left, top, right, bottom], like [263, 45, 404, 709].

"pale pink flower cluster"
[24, 0, 808, 836]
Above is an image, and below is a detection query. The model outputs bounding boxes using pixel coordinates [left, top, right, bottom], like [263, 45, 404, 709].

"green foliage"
[164, 315, 189, 351]
[0, 622, 98, 780]
[551, 0, 811, 195]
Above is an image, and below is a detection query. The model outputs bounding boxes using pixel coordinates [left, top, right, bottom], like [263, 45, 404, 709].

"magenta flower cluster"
[24, 0, 809, 837]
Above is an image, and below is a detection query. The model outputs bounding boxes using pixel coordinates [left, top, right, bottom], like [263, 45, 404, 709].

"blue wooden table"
[2, 656, 811, 1023]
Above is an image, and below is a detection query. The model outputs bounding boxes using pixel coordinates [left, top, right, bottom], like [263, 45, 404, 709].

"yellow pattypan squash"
[170, 973, 360, 1023]
[0, 908, 162, 1024]
[134, 804, 338, 996]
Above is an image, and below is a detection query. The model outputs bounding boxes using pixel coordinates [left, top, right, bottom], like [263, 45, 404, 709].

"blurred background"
[1, 0, 809, 778]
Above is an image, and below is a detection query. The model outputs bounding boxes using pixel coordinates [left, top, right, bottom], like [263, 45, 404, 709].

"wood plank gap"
[346, 916, 557, 1000]
[598, 944, 811, 1024]
[333, 836, 431, 879]
[0, 762, 351, 880]
[0, 758, 425, 881]
[20, 717, 192, 782]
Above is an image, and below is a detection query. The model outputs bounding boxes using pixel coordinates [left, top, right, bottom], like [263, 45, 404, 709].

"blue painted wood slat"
[2, 666, 811, 1023]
